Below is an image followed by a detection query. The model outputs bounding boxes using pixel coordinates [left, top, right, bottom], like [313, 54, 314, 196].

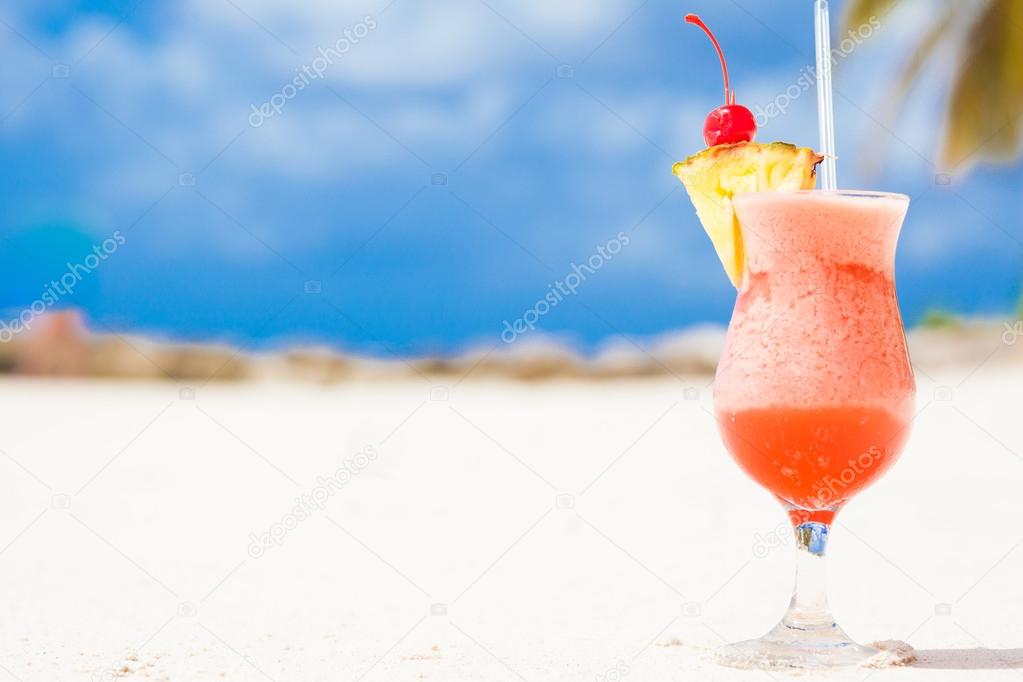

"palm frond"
[893, 4, 957, 100]
[840, 0, 901, 34]
[853, 5, 959, 177]
[943, 0, 1023, 168]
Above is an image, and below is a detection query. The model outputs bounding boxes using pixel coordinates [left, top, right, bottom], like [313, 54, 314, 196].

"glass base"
[715, 619, 879, 670]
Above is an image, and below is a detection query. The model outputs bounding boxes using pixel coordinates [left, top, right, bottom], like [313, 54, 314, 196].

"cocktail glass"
[713, 190, 915, 669]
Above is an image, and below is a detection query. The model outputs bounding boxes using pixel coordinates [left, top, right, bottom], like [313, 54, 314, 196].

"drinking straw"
[814, 0, 838, 190]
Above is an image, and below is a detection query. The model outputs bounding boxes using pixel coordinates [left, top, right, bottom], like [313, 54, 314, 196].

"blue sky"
[0, 0, 1020, 356]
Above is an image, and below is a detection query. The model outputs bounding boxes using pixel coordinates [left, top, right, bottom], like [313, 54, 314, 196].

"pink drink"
[715, 191, 915, 520]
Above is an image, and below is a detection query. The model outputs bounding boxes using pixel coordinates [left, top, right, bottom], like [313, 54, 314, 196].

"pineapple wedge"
[672, 142, 822, 287]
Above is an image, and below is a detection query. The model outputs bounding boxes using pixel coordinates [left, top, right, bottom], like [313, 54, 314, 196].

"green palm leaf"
[943, 0, 1023, 168]
[842, 0, 1023, 170]
[891, 4, 957, 103]
[841, 0, 901, 33]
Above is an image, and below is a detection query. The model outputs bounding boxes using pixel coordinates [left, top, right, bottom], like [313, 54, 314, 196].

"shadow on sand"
[914, 649, 1023, 670]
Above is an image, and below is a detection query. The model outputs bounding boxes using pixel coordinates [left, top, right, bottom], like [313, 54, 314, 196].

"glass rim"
[734, 189, 910, 203]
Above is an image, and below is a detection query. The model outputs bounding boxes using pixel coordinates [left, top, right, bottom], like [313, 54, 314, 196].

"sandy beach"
[2, 363, 1022, 681]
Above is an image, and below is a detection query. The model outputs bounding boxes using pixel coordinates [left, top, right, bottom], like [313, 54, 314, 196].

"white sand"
[1, 366, 1022, 680]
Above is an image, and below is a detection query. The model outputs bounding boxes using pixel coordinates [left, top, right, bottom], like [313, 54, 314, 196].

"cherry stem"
[685, 13, 731, 105]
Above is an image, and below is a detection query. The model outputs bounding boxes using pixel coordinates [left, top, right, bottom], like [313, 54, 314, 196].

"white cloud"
[0, 0, 634, 190]
[1, 0, 984, 262]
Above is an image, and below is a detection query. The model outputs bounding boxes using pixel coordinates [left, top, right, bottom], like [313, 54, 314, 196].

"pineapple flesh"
[673, 142, 823, 287]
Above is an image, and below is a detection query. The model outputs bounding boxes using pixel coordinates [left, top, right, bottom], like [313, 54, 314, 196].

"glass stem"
[782, 521, 836, 632]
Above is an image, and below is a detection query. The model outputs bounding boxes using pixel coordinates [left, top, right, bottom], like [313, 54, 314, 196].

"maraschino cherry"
[685, 13, 757, 147]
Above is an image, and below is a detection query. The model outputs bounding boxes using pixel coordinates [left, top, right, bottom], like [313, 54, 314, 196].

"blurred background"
[3, 3, 1023, 680]
[1, 0, 1019, 376]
